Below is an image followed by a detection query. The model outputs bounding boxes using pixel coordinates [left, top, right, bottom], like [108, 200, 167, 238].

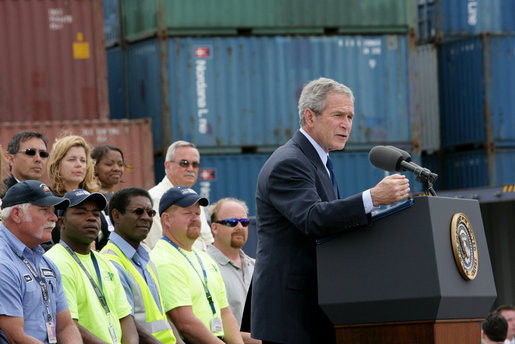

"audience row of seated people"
[0, 131, 258, 343]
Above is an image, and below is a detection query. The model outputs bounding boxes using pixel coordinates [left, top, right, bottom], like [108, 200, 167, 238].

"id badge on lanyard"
[107, 313, 120, 344]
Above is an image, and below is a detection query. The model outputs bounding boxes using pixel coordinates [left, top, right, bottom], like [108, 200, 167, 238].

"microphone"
[369, 145, 438, 196]
[368, 146, 404, 172]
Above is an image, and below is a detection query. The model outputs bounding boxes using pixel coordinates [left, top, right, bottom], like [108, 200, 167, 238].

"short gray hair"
[0, 202, 32, 221]
[298, 77, 354, 127]
[165, 140, 197, 162]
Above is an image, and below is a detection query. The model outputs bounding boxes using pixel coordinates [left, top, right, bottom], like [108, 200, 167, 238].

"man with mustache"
[45, 189, 139, 344]
[145, 140, 213, 251]
[207, 198, 259, 343]
[101, 187, 179, 344]
[0, 180, 81, 343]
[2, 131, 49, 197]
[150, 186, 243, 344]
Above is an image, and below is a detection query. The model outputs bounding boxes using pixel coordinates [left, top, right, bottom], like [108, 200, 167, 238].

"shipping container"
[152, 150, 425, 216]
[126, 35, 418, 154]
[442, 148, 515, 189]
[418, 0, 515, 43]
[439, 35, 515, 149]
[0, 118, 154, 190]
[0, 0, 109, 122]
[121, 0, 416, 41]
[103, 0, 121, 47]
[414, 44, 440, 153]
[106, 46, 127, 118]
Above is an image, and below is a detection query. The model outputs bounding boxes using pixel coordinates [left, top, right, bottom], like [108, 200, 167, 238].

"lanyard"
[60, 242, 111, 314]
[162, 236, 217, 315]
[9, 246, 53, 324]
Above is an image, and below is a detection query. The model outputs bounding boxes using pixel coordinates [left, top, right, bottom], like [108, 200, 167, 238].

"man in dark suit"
[251, 77, 411, 344]
[2, 131, 49, 197]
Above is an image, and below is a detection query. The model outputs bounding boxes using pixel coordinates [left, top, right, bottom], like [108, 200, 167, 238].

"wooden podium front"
[317, 196, 496, 344]
[335, 319, 481, 344]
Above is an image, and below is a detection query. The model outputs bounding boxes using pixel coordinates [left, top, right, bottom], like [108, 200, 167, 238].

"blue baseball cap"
[57, 189, 107, 216]
[159, 186, 209, 215]
[1, 180, 69, 210]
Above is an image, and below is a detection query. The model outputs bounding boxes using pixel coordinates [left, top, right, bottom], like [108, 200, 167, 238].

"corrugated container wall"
[439, 35, 515, 149]
[0, 119, 154, 190]
[418, 0, 515, 43]
[103, 0, 121, 47]
[0, 0, 109, 122]
[126, 35, 417, 154]
[415, 44, 440, 153]
[122, 0, 416, 41]
[106, 46, 127, 118]
[156, 151, 423, 216]
[442, 149, 515, 189]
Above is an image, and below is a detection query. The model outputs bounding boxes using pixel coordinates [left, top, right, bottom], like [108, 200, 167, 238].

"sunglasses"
[174, 159, 200, 169]
[216, 218, 249, 227]
[127, 207, 156, 217]
[18, 148, 49, 158]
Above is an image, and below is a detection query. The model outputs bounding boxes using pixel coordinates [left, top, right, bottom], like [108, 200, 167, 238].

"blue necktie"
[326, 156, 338, 198]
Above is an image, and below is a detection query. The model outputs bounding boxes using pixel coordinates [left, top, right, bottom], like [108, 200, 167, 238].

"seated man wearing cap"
[0, 180, 82, 343]
[150, 186, 243, 344]
[45, 189, 138, 344]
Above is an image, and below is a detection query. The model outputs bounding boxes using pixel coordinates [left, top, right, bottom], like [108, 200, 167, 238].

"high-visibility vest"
[101, 242, 176, 344]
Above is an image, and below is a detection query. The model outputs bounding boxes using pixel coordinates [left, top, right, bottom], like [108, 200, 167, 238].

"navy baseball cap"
[159, 186, 209, 215]
[57, 189, 107, 216]
[1, 180, 69, 210]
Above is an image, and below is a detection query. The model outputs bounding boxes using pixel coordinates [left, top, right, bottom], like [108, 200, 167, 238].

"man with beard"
[207, 198, 258, 343]
[145, 140, 213, 251]
[150, 186, 243, 344]
[0, 180, 81, 343]
[101, 187, 178, 344]
[45, 189, 138, 344]
[2, 131, 49, 197]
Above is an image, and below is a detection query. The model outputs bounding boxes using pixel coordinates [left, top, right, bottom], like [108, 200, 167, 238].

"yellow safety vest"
[101, 242, 176, 344]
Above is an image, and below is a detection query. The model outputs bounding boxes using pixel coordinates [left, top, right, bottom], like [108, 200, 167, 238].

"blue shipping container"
[103, 0, 121, 47]
[106, 46, 127, 119]
[150, 150, 424, 217]
[127, 35, 415, 153]
[443, 149, 515, 189]
[439, 35, 515, 149]
[418, 0, 515, 43]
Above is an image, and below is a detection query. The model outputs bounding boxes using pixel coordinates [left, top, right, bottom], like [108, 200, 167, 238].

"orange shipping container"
[0, 0, 109, 122]
[0, 118, 154, 190]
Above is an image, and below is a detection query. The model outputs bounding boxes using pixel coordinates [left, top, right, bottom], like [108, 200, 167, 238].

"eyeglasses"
[216, 218, 249, 227]
[173, 159, 200, 169]
[18, 148, 49, 158]
[127, 207, 156, 217]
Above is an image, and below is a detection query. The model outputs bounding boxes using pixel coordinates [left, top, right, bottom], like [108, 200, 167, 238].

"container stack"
[103, 0, 431, 215]
[0, 0, 154, 189]
[418, 0, 515, 190]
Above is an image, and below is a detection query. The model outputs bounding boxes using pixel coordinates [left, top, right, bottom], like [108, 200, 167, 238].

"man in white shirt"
[145, 140, 213, 250]
[496, 305, 515, 344]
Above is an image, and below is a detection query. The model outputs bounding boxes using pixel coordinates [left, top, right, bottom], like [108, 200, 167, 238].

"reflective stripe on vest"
[101, 242, 176, 344]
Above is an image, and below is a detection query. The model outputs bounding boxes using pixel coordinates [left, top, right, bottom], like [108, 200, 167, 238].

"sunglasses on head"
[127, 207, 156, 217]
[18, 148, 49, 158]
[174, 159, 200, 169]
[216, 218, 249, 227]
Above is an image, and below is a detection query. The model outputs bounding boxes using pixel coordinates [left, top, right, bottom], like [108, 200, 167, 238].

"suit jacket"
[251, 130, 371, 344]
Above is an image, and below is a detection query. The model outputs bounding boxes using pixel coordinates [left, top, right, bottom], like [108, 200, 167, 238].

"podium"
[317, 196, 497, 344]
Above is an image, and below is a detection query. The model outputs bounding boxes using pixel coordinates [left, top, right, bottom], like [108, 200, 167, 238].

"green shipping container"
[122, 0, 416, 42]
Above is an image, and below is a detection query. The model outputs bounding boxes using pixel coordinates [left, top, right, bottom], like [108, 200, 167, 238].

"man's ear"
[57, 216, 65, 230]
[304, 108, 315, 127]
[111, 208, 121, 224]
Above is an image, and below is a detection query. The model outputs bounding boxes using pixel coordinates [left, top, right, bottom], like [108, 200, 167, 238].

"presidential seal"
[451, 213, 478, 280]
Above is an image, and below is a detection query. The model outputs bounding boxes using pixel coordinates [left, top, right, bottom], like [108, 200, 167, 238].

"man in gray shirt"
[207, 198, 259, 344]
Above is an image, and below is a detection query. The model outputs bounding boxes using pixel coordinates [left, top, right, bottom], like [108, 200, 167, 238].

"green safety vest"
[101, 242, 176, 344]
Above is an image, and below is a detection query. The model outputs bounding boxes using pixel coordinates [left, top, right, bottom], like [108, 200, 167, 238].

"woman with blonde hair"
[46, 135, 110, 250]
[47, 135, 100, 196]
